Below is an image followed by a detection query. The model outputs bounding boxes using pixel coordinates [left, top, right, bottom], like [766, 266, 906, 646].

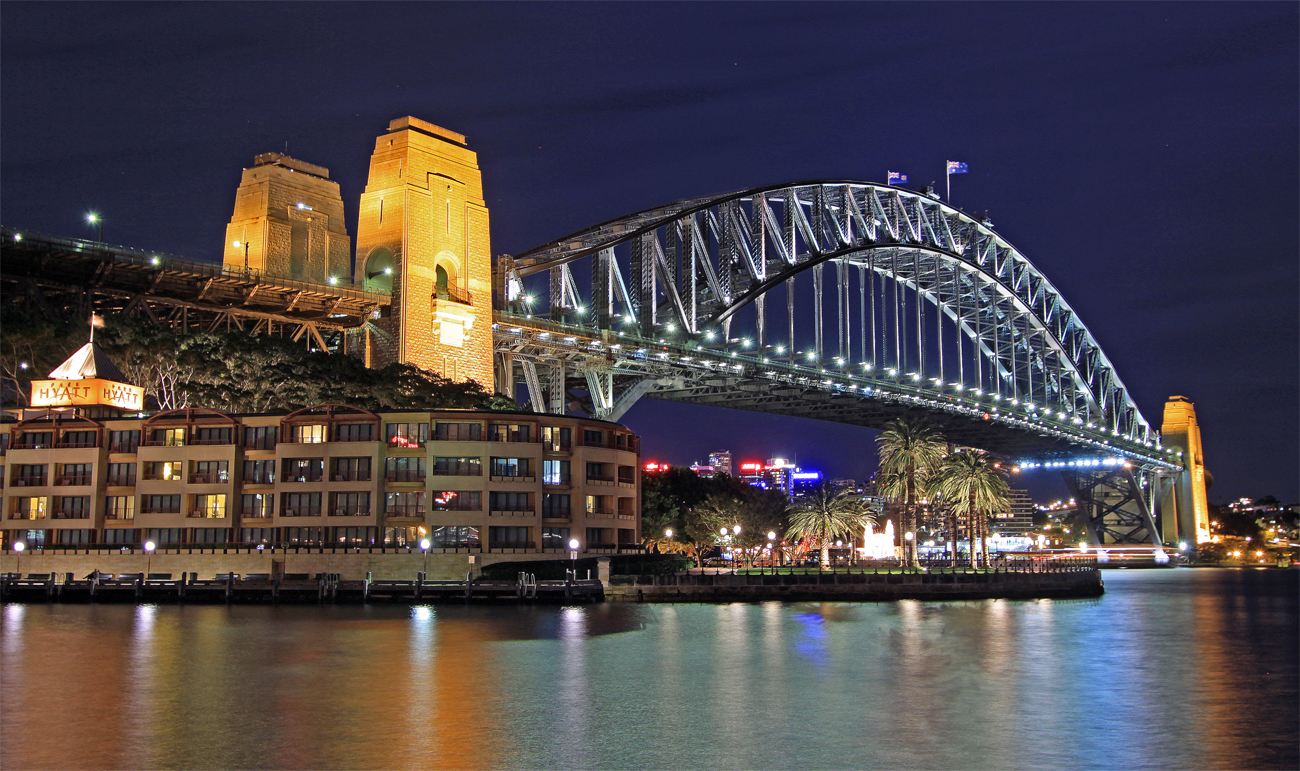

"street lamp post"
[904, 531, 914, 570]
[144, 540, 156, 575]
[87, 213, 103, 244]
[420, 538, 431, 577]
[12, 541, 25, 575]
[767, 531, 777, 568]
[232, 240, 251, 273]
[568, 538, 579, 579]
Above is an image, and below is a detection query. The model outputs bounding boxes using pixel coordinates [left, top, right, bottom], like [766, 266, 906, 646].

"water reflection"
[1, 571, 1295, 771]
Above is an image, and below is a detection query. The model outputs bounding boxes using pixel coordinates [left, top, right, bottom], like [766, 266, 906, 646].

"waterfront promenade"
[2, 556, 1104, 604]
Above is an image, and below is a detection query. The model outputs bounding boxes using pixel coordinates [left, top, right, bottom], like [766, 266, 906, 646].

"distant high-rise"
[708, 450, 732, 477]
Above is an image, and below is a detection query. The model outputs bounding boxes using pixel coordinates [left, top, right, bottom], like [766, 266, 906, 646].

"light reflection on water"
[1, 570, 1295, 770]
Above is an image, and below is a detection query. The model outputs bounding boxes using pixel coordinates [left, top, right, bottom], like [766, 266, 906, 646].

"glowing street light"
[86, 213, 103, 244]
[568, 538, 580, 578]
[12, 541, 25, 575]
[144, 540, 156, 575]
[420, 538, 431, 575]
[232, 240, 251, 272]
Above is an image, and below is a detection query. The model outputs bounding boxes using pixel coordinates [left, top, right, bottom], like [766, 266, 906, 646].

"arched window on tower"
[435, 265, 450, 301]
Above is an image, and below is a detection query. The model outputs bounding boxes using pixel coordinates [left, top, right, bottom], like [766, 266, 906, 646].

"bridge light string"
[494, 310, 1167, 463]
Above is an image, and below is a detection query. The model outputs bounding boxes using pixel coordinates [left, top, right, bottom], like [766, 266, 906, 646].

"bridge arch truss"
[499, 181, 1160, 453]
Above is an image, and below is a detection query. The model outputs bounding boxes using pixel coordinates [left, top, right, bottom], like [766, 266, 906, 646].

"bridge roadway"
[492, 311, 1178, 471]
[1, 229, 386, 349]
[0, 226, 1172, 468]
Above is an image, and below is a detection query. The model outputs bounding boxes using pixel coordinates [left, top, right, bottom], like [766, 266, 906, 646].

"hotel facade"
[0, 405, 641, 556]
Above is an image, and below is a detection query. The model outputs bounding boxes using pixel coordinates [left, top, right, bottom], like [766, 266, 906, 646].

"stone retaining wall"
[0, 550, 553, 582]
[603, 570, 1103, 602]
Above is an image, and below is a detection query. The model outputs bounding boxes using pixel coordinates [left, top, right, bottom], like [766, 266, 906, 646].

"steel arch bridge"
[491, 180, 1182, 547]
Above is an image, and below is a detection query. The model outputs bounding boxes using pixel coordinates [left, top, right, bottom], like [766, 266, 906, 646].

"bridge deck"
[1, 230, 389, 330]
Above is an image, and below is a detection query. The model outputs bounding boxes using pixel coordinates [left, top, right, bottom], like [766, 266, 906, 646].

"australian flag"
[947, 161, 968, 174]
[888, 171, 908, 184]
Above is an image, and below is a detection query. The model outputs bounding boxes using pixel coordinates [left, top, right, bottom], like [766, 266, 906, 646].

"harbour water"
[2, 569, 1296, 770]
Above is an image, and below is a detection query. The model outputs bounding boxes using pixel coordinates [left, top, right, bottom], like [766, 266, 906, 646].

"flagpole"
[946, 161, 950, 202]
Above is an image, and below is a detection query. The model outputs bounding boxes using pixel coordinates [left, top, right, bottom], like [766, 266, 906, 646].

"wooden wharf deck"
[0, 571, 603, 605]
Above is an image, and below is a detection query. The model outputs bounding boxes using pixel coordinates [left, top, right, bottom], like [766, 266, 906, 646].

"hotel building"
[0, 405, 641, 555]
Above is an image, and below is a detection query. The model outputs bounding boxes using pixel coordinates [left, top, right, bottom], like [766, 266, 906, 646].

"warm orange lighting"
[30, 378, 144, 411]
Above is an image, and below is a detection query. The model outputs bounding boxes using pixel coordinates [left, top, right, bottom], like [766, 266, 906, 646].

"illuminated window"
[192, 495, 227, 518]
[488, 423, 531, 443]
[293, 424, 326, 444]
[241, 494, 271, 518]
[105, 496, 136, 520]
[145, 461, 183, 481]
[429, 525, 479, 549]
[386, 422, 429, 447]
[541, 426, 570, 451]
[431, 490, 480, 512]
[543, 460, 570, 486]
[151, 428, 185, 447]
[13, 497, 47, 520]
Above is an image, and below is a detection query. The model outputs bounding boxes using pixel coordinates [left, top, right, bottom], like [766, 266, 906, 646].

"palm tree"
[930, 450, 1011, 569]
[876, 417, 947, 568]
[785, 483, 874, 569]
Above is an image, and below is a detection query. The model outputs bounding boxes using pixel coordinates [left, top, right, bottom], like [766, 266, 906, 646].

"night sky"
[3, 3, 1296, 503]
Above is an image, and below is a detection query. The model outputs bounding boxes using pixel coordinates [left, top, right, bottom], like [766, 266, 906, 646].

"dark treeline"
[0, 310, 520, 414]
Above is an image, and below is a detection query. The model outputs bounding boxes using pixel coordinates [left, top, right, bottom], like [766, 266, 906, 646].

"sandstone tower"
[1161, 395, 1211, 546]
[222, 154, 351, 282]
[352, 117, 493, 386]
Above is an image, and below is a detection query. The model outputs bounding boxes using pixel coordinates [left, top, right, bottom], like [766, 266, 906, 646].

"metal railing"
[384, 471, 426, 483]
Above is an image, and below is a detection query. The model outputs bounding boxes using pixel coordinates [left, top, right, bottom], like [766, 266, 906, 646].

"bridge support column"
[549, 362, 566, 415]
[1064, 467, 1162, 546]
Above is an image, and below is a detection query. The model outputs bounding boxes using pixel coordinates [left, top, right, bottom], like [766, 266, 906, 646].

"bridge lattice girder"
[498, 181, 1157, 452]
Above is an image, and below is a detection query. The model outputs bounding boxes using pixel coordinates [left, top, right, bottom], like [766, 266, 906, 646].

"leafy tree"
[0, 310, 85, 406]
[931, 450, 1011, 568]
[785, 482, 875, 568]
[640, 467, 783, 567]
[876, 417, 947, 568]
[1, 311, 519, 413]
